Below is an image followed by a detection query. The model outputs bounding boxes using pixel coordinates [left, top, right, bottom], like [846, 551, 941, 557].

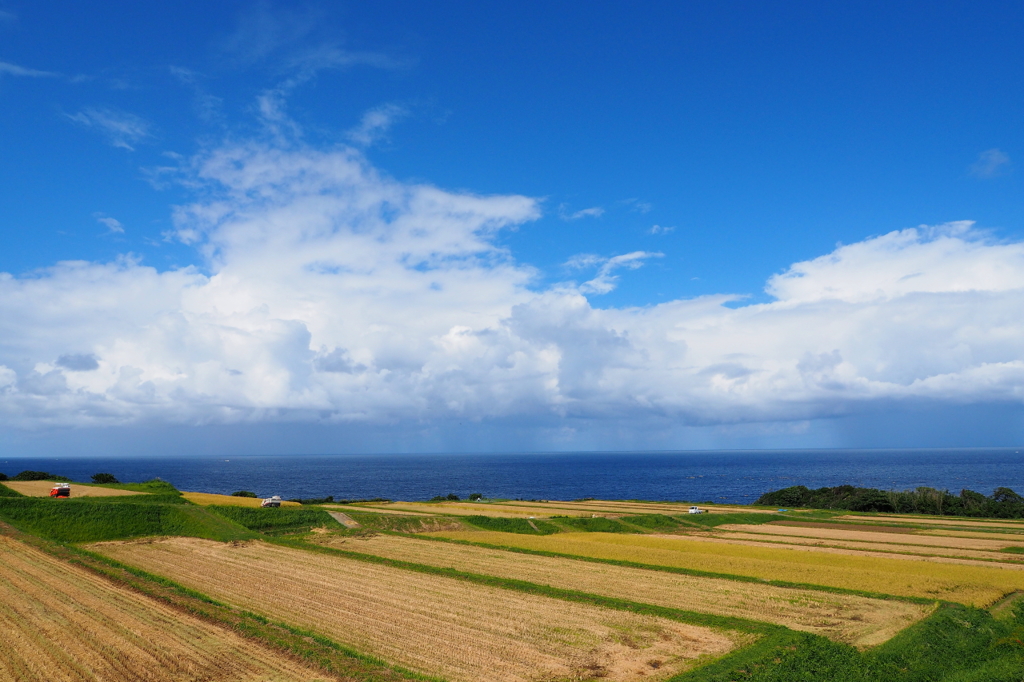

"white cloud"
[970, 148, 1011, 178]
[560, 206, 605, 220]
[572, 251, 663, 294]
[648, 224, 674, 235]
[3, 137, 1024, 437]
[66, 108, 152, 151]
[93, 213, 125, 234]
[347, 103, 407, 147]
[0, 60, 58, 78]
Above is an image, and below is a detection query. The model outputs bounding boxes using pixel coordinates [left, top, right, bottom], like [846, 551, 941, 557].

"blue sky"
[2, 1, 1024, 455]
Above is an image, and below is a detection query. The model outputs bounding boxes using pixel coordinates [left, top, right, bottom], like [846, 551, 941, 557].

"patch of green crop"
[619, 514, 685, 530]
[1000, 546, 1024, 554]
[464, 515, 558, 534]
[553, 516, 638, 533]
[0, 497, 253, 542]
[208, 505, 337, 534]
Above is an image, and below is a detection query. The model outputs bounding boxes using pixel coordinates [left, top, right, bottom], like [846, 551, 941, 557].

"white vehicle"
[688, 506, 704, 514]
[260, 495, 282, 508]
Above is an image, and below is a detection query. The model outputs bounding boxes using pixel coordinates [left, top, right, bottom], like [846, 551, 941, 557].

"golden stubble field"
[1, 481, 146, 498]
[322, 533, 931, 647]
[430, 530, 1024, 606]
[0, 535, 330, 682]
[92, 537, 744, 682]
[182, 492, 302, 507]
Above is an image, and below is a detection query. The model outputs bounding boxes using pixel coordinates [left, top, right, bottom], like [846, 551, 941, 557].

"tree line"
[756, 484, 1024, 518]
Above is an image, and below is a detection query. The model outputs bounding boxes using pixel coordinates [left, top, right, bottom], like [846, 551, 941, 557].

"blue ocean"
[3, 448, 1024, 504]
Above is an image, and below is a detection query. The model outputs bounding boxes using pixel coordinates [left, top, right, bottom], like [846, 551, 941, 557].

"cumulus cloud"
[66, 108, 152, 151]
[970, 148, 1011, 178]
[2, 136, 1024, 436]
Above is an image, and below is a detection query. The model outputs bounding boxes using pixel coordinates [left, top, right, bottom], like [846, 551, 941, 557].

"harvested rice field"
[1, 480, 146, 498]
[719, 523, 1022, 551]
[92, 537, 744, 682]
[429, 530, 1024, 605]
[181, 492, 302, 507]
[322, 533, 932, 646]
[0, 535, 329, 682]
[715, 530, 1024, 564]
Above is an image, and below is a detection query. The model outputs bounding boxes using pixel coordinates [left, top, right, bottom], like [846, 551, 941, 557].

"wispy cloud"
[0, 60, 59, 78]
[568, 251, 663, 294]
[66, 107, 152, 151]
[347, 103, 407, 147]
[648, 224, 675, 235]
[170, 66, 224, 123]
[93, 213, 124, 234]
[559, 205, 605, 221]
[0, 10, 16, 23]
[969, 148, 1011, 178]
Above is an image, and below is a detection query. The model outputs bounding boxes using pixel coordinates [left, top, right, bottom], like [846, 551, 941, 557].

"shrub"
[91, 473, 120, 484]
[0, 472, 7, 481]
[231, 490, 258, 497]
[469, 493, 483, 501]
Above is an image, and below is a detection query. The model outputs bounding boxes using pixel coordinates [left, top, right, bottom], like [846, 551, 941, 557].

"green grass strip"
[383, 531, 936, 605]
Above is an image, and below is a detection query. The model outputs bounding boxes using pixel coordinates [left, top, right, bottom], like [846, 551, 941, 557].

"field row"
[92, 537, 742, 682]
[430, 529, 1024, 606]
[0, 535, 327, 682]
[324, 533, 931, 647]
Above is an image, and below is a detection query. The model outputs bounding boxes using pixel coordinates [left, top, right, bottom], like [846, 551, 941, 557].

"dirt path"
[327, 511, 360, 528]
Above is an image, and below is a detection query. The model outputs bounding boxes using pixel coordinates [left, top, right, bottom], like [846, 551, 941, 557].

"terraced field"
[354, 498, 764, 518]
[93, 537, 743, 682]
[429, 530, 1024, 605]
[0, 535, 329, 682]
[2, 480, 146, 498]
[323, 533, 931, 646]
[182, 492, 302, 507]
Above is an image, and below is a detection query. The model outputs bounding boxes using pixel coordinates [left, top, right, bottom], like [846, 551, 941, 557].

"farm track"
[0, 535, 330, 682]
[92, 537, 742, 682]
[430, 530, 1024, 606]
[322, 533, 931, 647]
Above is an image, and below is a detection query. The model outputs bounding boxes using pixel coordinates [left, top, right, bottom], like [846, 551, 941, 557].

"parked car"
[688, 505, 704, 514]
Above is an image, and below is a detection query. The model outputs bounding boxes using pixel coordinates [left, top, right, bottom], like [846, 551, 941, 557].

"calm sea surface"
[3, 449, 1024, 504]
